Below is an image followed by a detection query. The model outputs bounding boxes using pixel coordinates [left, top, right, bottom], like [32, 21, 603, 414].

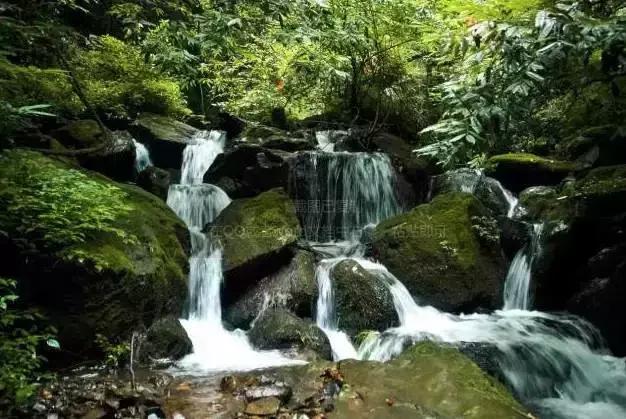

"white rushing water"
[167, 130, 303, 373]
[132, 139, 152, 173]
[503, 223, 544, 310]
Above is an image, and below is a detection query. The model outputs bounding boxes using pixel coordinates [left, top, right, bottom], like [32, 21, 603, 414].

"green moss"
[486, 153, 578, 172]
[211, 188, 300, 272]
[372, 193, 505, 312]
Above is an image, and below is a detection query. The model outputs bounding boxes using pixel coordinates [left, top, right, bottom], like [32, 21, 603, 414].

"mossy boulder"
[372, 193, 507, 313]
[203, 145, 291, 198]
[208, 188, 301, 301]
[224, 250, 317, 329]
[52, 120, 137, 181]
[335, 341, 525, 419]
[328, 259, 399, 335]
[0, 150, 190, 360]
[485, 153, 579, 193]
[557, 125, 626, 168]
[248, 308, 331, 360]
[140, 316, 192, 363]
[129, 113, 198, 169]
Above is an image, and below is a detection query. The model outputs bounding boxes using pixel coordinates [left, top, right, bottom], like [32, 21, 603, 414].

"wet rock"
[372, 193, 508, 313]
[208, 188, 301, 302]
[140, 316, 193, 363]
[244, 384, 292, 403]
[484, 152, 579, 193]
[557, 125, 626, 168]
[0, 150, 190, 360]
[328, 259, 399, 335]
[518, 185, 559, 221]
[244, 397, 281, 416]
[248, 308, 332, 360]
[259, 135, 315, 152]
[224, 250, 317, 329]
[129, 114, 198, 169]
[456, 342, 506, 383]
[203, 145, 292, 198]
[136, 166, 171, 200]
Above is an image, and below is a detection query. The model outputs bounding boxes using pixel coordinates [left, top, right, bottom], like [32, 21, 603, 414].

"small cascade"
[503, 223, 544, 310]
[132, 139, 152, 173]
[315, 259, 359, 360]
[315, 131, 336, 152]
[291, 151, 402, 242]
[167, 129, 303, 373]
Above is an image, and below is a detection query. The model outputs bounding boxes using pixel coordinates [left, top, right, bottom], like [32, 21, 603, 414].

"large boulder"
[336, 341, 524, 418]
[0, 150, 190, 360]
[485, 153, 579, 193]
[140, 316, 192, 363]
[204, 145, 292, 198]
[136, 166, 171, 200]
[224, 250, 317, 329]
[52, 120, 136, 181]
[372, 193, 507, 313]
[248, 308, 332, 360]
[557, 125, 626, 168]
[208, 188, 301, 303]
[327, 259, 399, 335]
[129, 113, 198, 169]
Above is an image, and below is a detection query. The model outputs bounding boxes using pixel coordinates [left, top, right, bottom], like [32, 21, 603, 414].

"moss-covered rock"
[0, 150, 189, 359]
[485, 153, 579, 193]
[203, 145, 291, 199]
[209, 188, 301, 300]
[335, 341, 525, 419]
[224, 250, 317, 329]
[129, 113, 198, 169]
[557, 125, 626, 168]
[248, 308, 331, 360]
[372, 193, 507, 312]
[329, 259, 399, 335]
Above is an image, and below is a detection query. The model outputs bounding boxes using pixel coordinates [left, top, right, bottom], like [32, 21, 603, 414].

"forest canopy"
[1, 0, 624, 168]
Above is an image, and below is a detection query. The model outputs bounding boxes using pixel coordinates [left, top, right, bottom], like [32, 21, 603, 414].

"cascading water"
[132, 139, 152, 173]
[291, 151, 402, 242]
[167, 130, 303, 373]
[503, 223, 544, 310]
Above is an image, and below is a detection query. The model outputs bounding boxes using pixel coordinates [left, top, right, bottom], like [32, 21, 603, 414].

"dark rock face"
[557, 125, 626, 168]
[485, 153, 579, 193]
[498, 218, 531, 259]
[0, 150, 190, 361]
[136, 166, 171, 200]
[456, 342, 506, 384]
[525, 165, 626, 355]
[208, 188, 301, 305]
[328, 259, 399, 335]
[140, 316, 192, 362]
[224, 250, 317, 329]
[129, 113, 198, 169]
[204, 145, 292, 198]
[52, 120, 137, 181]
[372, 193, 507, 313]
[248, 308, 332, 360]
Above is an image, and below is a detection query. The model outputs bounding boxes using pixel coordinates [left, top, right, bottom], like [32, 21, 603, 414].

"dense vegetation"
[0, 0, 624, 413]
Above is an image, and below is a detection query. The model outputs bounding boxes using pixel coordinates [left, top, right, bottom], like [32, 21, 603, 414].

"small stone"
[81, 407, 108, 419]
[175, 382, 192, 392]
[385, 397, 395, 406]
[244, 384, 292, 403]
[104, 398, 120, 410]
[220, 376, 238, 393]
[244, 397, 281, 416]
[33, 402, 47, 413]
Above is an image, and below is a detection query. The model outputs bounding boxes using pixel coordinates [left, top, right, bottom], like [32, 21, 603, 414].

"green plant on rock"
[94, 334, 130, 370]
[0, 150, 136, 252]
[0, 278, 56, 412]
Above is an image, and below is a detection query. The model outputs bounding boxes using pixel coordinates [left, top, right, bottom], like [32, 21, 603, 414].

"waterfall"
[166, 130, 303, 373]
[503, 223, 544, 310]
[132, 139, 152, 173]
[291, 151, 402, 242]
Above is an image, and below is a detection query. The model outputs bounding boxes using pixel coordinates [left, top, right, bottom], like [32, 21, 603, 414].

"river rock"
[208, 188, 301, 302]
[0, 150, 190, 360]
[203, 144, 291, 198]
[140, 316, 192, 362]
[244, 397, 281, 416]
[224, 250, 317, 329]
[136, 166, 171, 200]
[328, 259, 399, 335]
[129, 113, 198, 169]
[484, 152, 579, 193]
[248, 308, 332, 360]
[372, 192, 507, 313]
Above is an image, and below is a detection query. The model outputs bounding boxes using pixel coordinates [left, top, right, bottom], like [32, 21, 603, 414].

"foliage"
[94, 334, 130, 369]
[71, 35, 189, 118]
[0, 278, 56, 411]
[417, 1, 626, 167]
[0, 150, 136, 252]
